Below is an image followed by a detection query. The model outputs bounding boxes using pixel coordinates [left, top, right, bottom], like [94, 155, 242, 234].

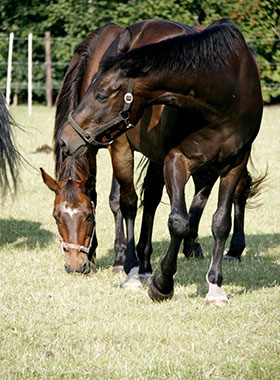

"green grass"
[0, 105, 279, 380]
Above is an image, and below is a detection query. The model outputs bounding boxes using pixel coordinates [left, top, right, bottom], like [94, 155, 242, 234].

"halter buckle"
[124, 92, 133, 104]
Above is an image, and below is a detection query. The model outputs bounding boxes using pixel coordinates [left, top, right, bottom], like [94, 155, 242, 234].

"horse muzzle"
[59, 124, 88, 158]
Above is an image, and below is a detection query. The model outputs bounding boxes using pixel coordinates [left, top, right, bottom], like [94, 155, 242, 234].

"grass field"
[0, 105, 279, 379]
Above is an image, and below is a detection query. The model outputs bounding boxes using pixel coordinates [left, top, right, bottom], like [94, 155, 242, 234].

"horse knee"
[168, 210, 189, 237]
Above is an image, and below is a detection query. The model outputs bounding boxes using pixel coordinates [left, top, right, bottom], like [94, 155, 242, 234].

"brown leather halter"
[67, 78, 135, 147]
[57, 202, 96, 255]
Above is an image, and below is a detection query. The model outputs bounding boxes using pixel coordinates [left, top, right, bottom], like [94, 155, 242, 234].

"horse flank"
[100, 19, 247, 77]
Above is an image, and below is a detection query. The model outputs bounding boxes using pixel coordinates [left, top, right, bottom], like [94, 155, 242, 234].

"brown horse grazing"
[41, 24, 127, 274]
[0, 91, 20, 195]
[59, 19, 264, 304]
[48, 20, 254, 282]
[40, 157, 97, 274]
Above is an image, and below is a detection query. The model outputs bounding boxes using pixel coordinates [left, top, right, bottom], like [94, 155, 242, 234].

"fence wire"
[0, 35, 279, 99]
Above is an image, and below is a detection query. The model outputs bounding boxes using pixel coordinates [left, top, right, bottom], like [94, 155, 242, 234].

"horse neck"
[80, 25, 123, 99]
[136, 72, 195, 109]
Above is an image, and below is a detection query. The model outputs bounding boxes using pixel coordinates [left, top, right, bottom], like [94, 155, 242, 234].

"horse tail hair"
[0, 92, 21, 196]
[240, 158, 268, 208]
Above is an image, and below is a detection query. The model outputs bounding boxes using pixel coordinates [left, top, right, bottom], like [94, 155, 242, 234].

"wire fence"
[0, 35, 279, 99]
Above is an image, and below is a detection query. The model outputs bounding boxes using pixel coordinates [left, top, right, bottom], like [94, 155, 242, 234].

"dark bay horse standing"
[0, 91, 20, 195]
[59, 20, 263, 304]
[51, 19, 256, 283]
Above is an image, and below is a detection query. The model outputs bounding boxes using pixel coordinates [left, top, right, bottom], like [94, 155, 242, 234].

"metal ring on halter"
[124, 92, 133, 104]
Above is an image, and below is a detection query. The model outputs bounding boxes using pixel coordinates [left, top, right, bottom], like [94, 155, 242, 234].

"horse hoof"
[205, 283, 228, 306]
[148, 276, 174, 302]
[223, 254, 240, 262]
[121, 266, 142, 290]
[206, 298, 229, 307]
[193, 242, 204, 259]
[184, 241, 204, 259]
[139, 272, 152, 285]
[112, 265, 124, 274]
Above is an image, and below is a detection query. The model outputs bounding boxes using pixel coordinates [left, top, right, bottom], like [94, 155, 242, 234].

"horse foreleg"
[137, 161, 164, 283]
[206, 152, 250, 306]
[184, 168, 219, 259]
[110, 135, 140, 289]
[109, 175, 127, 273]
[148, 149, 190, 301]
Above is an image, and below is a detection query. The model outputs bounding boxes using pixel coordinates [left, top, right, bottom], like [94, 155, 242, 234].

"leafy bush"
[0, 0, 279, 104]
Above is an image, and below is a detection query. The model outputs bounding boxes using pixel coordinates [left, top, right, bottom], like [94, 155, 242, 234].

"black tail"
[242, 158, 268, 208]
[0, 92, 20, 196]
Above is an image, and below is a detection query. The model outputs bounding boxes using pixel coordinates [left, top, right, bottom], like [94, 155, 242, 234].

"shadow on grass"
[0, 218, 55, 249]
[97, 233, 280, 296]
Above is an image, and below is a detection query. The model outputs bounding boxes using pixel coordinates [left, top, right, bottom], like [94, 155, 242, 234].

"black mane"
[54, 23, 117, 177]
[58, 155, 90, 205]
[100, 19, 247, 78]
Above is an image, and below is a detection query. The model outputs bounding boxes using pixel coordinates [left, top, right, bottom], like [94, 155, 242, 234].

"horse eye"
[53, 214, 60, 224]
[85, 213, 94, 222]
[96, 93, 108, 103]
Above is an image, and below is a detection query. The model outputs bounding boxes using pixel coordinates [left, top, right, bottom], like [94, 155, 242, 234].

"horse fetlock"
[207, 269, 223, 287]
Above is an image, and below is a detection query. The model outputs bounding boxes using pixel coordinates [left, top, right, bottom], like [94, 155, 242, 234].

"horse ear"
[40, 167, 59, 193]
[117, 28, 132, 54]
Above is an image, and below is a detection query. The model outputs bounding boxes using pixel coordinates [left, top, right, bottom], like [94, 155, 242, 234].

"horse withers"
[59, 20, 263, 304]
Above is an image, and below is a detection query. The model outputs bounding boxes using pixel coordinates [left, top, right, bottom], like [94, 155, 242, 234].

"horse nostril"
[78, 261, 90, 274]
[64, 263, 72, 273]
[59, 138, 68, 152]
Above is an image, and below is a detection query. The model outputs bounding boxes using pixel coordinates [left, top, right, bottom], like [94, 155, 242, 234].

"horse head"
[40, 167, 96, 274]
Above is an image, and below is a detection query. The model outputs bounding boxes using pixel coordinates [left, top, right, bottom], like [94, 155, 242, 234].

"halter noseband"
[67, 78, 135, 147]
[57, 202, 96, 255]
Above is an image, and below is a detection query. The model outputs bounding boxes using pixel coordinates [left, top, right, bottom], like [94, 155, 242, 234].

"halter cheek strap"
[68, 78, 135, 146]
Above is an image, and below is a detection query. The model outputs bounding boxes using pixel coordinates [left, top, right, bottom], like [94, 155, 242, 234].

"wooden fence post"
[28, 33, 32, 115]
[45, 31, 53, 107]
[6, 32, 14, 108]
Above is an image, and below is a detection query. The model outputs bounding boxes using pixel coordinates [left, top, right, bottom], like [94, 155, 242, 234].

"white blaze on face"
[62, 202, 79, 218]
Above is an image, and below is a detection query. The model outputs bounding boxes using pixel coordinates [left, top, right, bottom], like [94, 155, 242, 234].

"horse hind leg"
[223, 169, 251, 261]
[109, 176, 127, 273]
[206, 152, 250, 306]
[183, 168, 219, 259]
[137, 161, 164, 284]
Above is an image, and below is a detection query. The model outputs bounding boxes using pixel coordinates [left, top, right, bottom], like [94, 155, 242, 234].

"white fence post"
[28, 33, 32, 115]
[6, 32, 14, 108]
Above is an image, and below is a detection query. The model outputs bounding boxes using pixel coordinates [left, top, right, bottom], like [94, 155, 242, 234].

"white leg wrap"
[205, 283, 228, 305]
[121, 266, 142, 290]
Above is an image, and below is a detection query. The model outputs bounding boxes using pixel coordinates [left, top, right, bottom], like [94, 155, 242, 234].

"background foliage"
[0, 0, 279, 104]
